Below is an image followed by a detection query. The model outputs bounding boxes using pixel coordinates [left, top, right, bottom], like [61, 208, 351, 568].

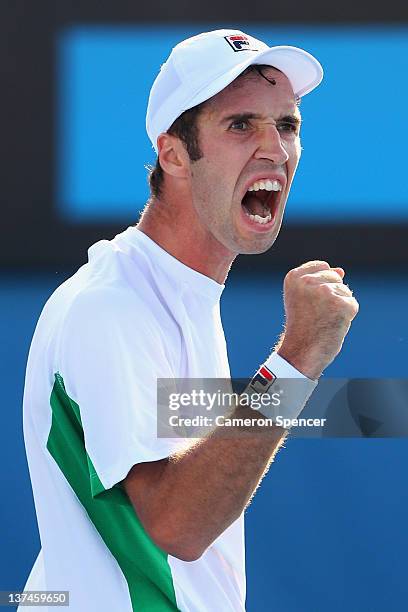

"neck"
[137, 196, 236, 285]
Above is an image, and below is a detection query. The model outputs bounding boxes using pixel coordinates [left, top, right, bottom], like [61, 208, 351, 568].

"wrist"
[244, 352, 318, 428]
[276, 343, 324, 380]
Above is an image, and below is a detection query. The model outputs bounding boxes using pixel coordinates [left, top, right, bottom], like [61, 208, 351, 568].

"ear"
[157, 133, 190, 179]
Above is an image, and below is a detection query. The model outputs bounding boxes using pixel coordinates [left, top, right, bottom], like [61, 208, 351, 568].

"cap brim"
[183, 45, 323, 114]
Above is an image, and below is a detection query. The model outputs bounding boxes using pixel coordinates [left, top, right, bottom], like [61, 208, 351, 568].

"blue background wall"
[1, 270, 407, 611]
[57, 25, 408, 223]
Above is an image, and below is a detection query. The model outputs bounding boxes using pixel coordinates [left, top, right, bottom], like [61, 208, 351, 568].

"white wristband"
[245, 352, 318, 425]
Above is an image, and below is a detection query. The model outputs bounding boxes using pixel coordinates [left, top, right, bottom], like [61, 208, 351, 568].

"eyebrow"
[220, 112, 301, 126]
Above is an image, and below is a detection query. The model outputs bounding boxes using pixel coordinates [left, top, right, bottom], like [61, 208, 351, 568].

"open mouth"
[241, 179, 282, 225]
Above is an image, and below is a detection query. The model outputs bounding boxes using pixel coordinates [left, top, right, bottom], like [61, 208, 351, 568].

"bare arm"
[124, 261, 359, 561]
[124, 407, 287, 561]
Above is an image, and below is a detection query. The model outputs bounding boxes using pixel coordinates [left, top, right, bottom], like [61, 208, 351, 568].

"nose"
[253, 124, 289, 165]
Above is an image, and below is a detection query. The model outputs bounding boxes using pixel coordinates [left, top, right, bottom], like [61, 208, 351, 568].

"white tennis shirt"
[22, 227, 246, 611]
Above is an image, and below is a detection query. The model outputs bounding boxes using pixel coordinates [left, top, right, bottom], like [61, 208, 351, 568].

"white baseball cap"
[146, 28, 323, 153]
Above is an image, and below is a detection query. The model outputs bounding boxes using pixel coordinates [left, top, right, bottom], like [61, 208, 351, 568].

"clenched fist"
[277, 261, 359, 380]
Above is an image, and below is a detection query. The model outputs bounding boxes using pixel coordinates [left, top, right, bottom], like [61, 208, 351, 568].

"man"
[22, 29, 359, 611]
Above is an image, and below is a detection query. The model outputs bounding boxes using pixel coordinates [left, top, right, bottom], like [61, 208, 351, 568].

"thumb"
[333, 267, 345, 279]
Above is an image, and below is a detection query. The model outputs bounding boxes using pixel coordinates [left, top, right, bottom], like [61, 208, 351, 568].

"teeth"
[247, 179, 282, 193]
[244, 211, 272, 224]
[254, 214, 266, 224]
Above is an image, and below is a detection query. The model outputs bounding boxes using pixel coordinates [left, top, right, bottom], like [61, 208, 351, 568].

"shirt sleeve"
[58, 287, 183, 496]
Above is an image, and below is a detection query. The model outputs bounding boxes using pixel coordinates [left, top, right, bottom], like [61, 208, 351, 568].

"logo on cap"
[224, 34, 259, 52]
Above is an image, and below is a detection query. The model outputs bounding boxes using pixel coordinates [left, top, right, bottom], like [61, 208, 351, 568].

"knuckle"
[350, 298, 360, 315]
[284, 268, 296, 283]
[337, 284, 351, 296]
[340, 297, 359, 320]
[302, 273, 316, 287]
[302, 260, 331, 271]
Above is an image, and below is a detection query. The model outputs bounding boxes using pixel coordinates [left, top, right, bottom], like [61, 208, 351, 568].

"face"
[188, 67, 302, 255]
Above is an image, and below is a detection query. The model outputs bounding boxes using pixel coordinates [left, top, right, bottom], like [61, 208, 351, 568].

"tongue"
[242, 193, 267, 216]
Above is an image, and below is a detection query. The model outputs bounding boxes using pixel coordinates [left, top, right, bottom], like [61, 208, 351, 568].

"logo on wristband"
[249, 365, 276, 393]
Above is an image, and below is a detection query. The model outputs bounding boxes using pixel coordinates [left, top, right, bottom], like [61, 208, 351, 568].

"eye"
[278, 122, 299, 134]
[229, 120, 250, 131]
